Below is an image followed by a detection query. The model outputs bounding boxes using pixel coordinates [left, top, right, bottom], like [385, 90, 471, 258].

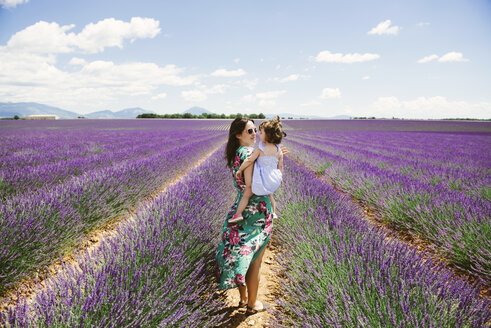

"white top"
[251, 141, 283, 196]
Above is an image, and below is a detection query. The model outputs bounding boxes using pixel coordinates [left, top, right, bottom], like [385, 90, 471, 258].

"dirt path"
[216, 237, 284, 328]
[0, 145, 223, 313]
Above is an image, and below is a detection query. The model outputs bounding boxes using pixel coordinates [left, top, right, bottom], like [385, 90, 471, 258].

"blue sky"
[0, 0, 490, 118]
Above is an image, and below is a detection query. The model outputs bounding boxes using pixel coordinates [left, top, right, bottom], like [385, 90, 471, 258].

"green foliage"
[316, 160, 333, 175]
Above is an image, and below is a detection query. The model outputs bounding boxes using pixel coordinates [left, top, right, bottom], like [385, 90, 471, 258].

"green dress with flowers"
[215, 145, 274, 290]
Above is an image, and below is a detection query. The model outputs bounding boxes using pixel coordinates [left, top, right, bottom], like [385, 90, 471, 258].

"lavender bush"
[1, 147, 233, 327]
[0, 129, 217, 199]
[282, 125, 491, 283]
[271, 157, 491, 327]
[0, 120, 226, 295]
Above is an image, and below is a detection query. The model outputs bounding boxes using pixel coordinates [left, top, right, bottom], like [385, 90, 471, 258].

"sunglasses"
[247, 128, 257, 135]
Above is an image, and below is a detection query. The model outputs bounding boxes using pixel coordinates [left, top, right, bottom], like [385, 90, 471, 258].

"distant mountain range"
[0, 102, 156, 119]
[0, 102, 81, 118]
[84, 107, 152, 119]
[0, 102, 351, 119]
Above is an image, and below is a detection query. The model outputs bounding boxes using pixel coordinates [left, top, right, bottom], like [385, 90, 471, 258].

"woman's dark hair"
[225, 117, 254, 168]
[259, 115, 287, 144]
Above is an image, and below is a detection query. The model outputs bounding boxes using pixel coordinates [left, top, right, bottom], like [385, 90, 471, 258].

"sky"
[0, 0, 490, 119]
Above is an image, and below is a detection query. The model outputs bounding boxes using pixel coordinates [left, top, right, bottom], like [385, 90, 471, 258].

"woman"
[215, 117, 277, 315]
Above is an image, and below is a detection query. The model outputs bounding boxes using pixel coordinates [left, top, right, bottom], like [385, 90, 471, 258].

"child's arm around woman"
[235, 149, 260, 181]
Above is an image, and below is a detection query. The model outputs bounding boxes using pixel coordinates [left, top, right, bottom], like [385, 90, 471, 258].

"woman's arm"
[278, 152, 284, 175]
[235, 148, 260, 180]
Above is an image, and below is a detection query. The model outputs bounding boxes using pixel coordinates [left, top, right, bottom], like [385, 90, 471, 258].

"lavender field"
[282, 120, 491, 283]
[1, 119, 490, 327]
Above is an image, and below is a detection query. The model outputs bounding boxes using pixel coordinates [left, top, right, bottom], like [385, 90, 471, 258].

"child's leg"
[268, 194, 276, 213]
[236, 186, 252, 215]
[231, 165, 254, 220]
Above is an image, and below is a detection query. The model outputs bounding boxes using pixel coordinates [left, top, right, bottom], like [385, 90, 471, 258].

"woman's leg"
[238, 285, 247, 303]
[246, 242, 267, 309]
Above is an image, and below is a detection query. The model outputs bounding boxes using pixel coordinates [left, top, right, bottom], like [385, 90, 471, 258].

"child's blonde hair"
[259, 115, 287, 144]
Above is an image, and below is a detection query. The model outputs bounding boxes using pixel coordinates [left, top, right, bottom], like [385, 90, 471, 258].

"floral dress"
[215, 145, 274, 290]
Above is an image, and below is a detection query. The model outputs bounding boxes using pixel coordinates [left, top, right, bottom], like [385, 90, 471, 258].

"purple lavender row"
[292, 130, 490, 171]
[0, 118, 233, 132]
[0, 129, 211, 170]
[0, 133, 225, 296]
[1, 146, 233, 327]
[289, 131, 490, 198]
[282, 133, 491, 282]
[284, 119, 491, 132]
[271, 157, 490, 327]
[0, 130, 221, 199]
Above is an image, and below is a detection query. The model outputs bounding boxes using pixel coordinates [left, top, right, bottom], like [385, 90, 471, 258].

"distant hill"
[0, 102, 80, 118]
[85, 107, 153, 118]
[183, 106, 212, 115]
[0, 102, 155, 118]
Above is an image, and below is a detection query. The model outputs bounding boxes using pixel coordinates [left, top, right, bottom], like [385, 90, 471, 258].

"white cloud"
[78, 61, 196, 86]
[417, 52, 469, 63]
[369, 96, 490, 119]
[7, 21, 77, 54]
[242, 95, 256, 102]
[438, 51, 469, 62]
[0, 0, 28, 8]
[417, 54, 438, 63]
[234, 58, 240, 63]
[181, 90, 207, 102]
[74, 17, 161, 53]
[319, 88, 341, 99]
[362, 75, 371, 80]
[211, 68, 246, 77]
[258, 100, 276, 108]
[4, 17, 161, 54]
[240, 90, 286, 108]
[315, 50, 380, 63]
[152, 92, 167, 100]
[272, 74, 310, 83]
[204, 84, 227, 94]
[242, 95, 256, 103]
[368, 19, 401, 35]
[195, 83, 230, 94]
[417, 22, 430, 27]
[0, 45, 198, 111]
[238, 78, 258, 90]
[69, 57, 87, 66]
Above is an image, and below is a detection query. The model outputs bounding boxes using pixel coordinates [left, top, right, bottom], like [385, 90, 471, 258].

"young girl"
[229, 116, 286, 223]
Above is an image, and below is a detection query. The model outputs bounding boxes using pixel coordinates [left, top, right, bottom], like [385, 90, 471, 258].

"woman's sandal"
[246, 302, 269, 315]
[238, 300, 248, 308]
